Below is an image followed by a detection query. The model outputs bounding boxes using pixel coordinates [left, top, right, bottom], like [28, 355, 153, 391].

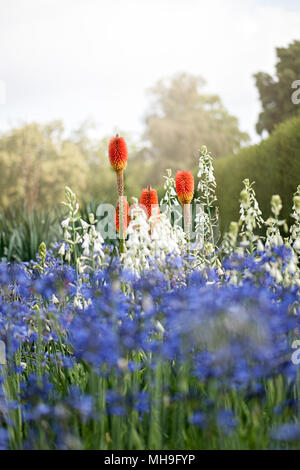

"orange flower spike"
[139, 185, 160, 219]
[175, 171, 194, 205]
[109, 135, 128, 172]
[115, 199, 130, 233]
[108, 134, 128, 254]
[175, 171, 194, 254]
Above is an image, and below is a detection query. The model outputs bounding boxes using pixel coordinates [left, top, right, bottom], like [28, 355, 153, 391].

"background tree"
[140, 72, 249, 184]
[254, 40, 300, 135]
[0, 122, 88, 210]
[0, 120, 148, 211]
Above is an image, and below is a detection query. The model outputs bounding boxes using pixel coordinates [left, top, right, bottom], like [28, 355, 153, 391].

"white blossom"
[61, 217, 70, 228]
[80, 219, 90, 230]
[58, 243, 66, 256]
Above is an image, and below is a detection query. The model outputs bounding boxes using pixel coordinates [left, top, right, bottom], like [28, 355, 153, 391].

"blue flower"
[0, 428, 9, 450]
[217, 410, 237, 434]
[271, 423, 300, 442]
[189, 412, 207, 429]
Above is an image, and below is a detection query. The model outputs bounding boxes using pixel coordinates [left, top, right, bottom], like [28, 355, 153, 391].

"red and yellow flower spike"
[109, 135, 128, 173]
[139, 185, 160, 220]
[108, 134, 128, 253]
[140, 185, 160, 236]
[175, 171, 194, 205]
[109, 134, 128, 198]
[175, 171, 194, 254]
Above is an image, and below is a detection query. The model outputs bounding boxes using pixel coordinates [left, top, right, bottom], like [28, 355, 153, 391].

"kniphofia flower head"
[175, 171, 194, 205]
[139, 185, 160, 219]
[109, 135, 128, 172]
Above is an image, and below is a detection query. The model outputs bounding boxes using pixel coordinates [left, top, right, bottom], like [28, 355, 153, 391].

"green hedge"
[214, 116, 300, 232]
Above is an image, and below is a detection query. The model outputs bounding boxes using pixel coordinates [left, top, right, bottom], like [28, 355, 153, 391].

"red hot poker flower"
[139, 185, 160, 219]
[175, 171, 194, 205]
[115, 198, 130, 233]
[109, 135, 128, 172]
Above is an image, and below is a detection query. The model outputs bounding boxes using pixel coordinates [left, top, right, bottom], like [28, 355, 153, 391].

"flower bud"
[140, 186, 160, 219]
[108, 135, 128, 172]
[293, 195, 300, 213]
[229, 221, 239, 236]
[271, 194, 282, 216]
[240, 189, 250, 206]
[175, 171, 194, 205]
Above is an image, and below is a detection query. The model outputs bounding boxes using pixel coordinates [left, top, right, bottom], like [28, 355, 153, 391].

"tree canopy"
[0, 121, 145, 211]
[254, 40, 300, 135]
[141, 73, 249, 181]
[0, 122, 88, 210]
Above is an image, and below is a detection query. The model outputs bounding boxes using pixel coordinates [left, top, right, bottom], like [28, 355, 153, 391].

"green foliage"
[254, 40, 300, 135]
[0, 207, 62, 262]
[214, 116, 300, 232]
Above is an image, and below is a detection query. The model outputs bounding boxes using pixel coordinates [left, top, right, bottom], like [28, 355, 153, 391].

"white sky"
[0, 0, 300, 143]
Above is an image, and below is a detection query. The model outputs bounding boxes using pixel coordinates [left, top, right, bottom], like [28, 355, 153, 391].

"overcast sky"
[0, 0, 300, 144]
